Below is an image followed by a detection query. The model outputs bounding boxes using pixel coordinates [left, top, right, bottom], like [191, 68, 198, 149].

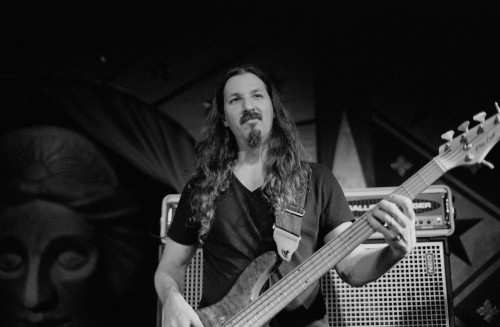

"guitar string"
[224, 202, 375, 327]
[226, 155, 451, 326]
[239, 166, 445, 326]
[228, 160, 446, 327]
[229, 215, 374, 327]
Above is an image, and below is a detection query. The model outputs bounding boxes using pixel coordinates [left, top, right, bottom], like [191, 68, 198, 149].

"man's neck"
[232, 147, 267, 192]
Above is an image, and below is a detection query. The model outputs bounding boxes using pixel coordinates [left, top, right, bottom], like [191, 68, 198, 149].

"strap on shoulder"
[273, 186, 307, 262]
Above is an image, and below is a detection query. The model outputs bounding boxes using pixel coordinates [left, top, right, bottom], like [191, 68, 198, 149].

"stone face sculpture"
[0, 126, 158, 327]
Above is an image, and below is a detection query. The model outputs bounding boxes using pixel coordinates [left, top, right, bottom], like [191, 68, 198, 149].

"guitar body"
[196, 251, 280, 327]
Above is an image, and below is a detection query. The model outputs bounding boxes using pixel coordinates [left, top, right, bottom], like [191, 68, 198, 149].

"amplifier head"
[343, 185, 454, 238]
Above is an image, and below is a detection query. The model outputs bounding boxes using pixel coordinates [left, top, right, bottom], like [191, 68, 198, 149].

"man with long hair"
[155, 65, 416, 326]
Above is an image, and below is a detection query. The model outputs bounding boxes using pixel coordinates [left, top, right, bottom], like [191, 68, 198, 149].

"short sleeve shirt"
[167, 163, 354, 326]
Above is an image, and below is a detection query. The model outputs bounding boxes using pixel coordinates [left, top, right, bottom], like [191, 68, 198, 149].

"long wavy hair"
[188, 65, 311, 244]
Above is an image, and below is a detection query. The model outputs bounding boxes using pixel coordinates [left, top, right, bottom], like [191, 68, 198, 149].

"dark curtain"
[43, 78, 196, 192]
[1, 77, 196, 194]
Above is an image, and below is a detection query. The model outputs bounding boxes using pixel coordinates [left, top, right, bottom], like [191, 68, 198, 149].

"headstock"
[438, 102, 500, 172]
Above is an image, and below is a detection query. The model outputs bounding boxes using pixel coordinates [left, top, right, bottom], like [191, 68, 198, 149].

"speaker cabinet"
[178, 241, 453, 326]
[321, 240, 454, 327]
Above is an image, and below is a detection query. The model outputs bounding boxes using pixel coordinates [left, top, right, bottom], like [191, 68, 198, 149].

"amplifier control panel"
[344, 185, 454, 238]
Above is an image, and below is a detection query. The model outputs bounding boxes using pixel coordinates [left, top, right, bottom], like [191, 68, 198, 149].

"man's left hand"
[368, 194, 417, 259]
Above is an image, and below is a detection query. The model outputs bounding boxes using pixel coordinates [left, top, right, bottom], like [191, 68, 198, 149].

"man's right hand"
[161, 292, 204, 327]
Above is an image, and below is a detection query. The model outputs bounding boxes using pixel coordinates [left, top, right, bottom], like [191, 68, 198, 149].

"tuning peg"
[482, 160, 495, 169]
[495, 102, 500, 124]
[473, 111, 487, 134]
[441, 130, 454, 142]
[473, 112, 487, 123]
[457, 121, 470, 133]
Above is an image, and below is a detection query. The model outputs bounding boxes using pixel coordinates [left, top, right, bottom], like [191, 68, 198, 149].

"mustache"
[240, 111, 262, 125]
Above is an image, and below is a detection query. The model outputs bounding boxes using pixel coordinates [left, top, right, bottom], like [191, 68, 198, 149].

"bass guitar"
[195, 107, 500, 327]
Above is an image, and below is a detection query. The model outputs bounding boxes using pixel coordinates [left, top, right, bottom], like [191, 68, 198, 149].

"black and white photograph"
[1, 1, 499, 326]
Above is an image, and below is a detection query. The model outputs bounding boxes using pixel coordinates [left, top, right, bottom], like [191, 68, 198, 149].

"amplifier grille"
[321, 241, 451, 327]
[185, 249, 203, 309]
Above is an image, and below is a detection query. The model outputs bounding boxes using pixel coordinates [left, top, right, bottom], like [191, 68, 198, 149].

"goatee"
[247, 129, 262, 148]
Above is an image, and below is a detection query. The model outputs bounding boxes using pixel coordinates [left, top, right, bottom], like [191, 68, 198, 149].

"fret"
[434, 155, 448, 172]
[401, 184, 413, 199]
[416, 171, 430, 187]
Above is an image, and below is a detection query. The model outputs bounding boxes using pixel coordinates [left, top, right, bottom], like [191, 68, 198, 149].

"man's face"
[223, 73, 274, 150]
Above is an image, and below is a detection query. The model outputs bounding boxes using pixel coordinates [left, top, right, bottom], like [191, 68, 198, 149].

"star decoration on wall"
[477, 299, 499, 323]
[390, 155, 413, 177]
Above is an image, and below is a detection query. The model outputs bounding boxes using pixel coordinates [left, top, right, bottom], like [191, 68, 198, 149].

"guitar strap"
[273, 185, 307, 262]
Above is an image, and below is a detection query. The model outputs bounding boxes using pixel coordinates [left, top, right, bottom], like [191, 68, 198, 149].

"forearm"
[154, 238, 197, 304]
[155, 258, 203, 327]
[335, 245, 403, 287]
[154, 268, 185, 304]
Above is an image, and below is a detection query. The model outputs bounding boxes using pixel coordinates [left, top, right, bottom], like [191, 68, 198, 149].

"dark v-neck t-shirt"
[168, 163, 354, 326]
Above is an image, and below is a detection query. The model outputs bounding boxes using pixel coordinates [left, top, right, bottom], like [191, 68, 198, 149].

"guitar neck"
[224, 158, 447, 327]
